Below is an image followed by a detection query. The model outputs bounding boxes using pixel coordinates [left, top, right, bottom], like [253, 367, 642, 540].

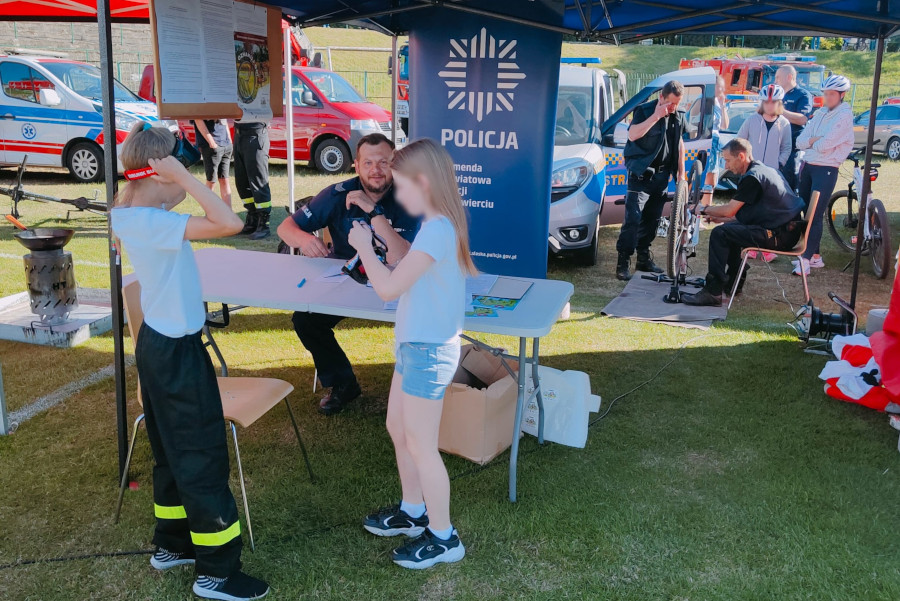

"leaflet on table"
[234, 2, 273, 120]
[472, 296, 520, 311]
[487, 277, 533, 300]
[466, 273, 498, 297]
[153, 0, 238, 104]
[466, 305, 498, 318]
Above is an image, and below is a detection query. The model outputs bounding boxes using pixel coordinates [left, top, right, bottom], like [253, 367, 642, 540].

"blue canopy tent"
[2, 0, 894, 476]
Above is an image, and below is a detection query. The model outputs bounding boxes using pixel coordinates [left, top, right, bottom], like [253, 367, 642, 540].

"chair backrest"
[121, 279, 144, 352]
[121, 279, 145, 407]
[795, 191, 821, 253]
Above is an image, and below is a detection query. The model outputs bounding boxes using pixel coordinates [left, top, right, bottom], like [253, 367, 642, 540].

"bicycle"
[642, 153, 705, 303]
[825, 146, 893, 279]
[1, 156, 106, 223]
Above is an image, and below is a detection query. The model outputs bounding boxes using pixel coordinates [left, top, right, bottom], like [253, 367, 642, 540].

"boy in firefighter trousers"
[111, 122, 269, 601]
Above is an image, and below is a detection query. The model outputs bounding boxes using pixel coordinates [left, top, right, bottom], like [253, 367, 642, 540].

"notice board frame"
[149, 0, 284, 120]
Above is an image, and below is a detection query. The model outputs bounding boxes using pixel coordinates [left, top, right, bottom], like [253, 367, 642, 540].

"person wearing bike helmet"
[794, 74, 855, 276]
[738, 85, 792, 172]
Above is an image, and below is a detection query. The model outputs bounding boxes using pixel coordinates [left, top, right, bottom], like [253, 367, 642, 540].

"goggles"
[123, 122, 201, 181]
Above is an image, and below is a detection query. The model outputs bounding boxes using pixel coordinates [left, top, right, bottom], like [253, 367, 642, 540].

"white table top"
[196, 248, 573, 339]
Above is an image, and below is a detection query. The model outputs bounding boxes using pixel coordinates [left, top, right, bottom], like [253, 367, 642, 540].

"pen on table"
[297, 278, 307, 288]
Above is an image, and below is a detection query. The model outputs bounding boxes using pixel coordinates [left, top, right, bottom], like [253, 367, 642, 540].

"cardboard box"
[439, 345, 519, 465]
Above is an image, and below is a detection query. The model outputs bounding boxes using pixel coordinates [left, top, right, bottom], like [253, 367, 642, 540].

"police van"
[0, 53, 173, 182]
[549, 61, 619, 266]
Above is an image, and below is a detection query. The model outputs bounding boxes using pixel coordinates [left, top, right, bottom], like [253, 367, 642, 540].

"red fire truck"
[679, 53, 827, 107]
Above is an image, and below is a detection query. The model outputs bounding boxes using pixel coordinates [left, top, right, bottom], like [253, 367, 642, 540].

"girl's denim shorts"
[394, 341, 460, 400]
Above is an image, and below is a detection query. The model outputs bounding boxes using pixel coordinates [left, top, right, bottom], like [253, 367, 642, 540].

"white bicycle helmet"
[759, 84, 785, 102]
[822, 74, 851, 92]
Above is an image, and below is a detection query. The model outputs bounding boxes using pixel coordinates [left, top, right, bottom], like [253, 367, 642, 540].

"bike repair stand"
[641, 272, 705, 304]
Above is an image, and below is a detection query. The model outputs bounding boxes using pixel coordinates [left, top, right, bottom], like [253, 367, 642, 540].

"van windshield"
[41, 62, 141, 102]
[306, 72, 365, 103]
[555, 86, 593, 146]
[797, 68, 824, 94]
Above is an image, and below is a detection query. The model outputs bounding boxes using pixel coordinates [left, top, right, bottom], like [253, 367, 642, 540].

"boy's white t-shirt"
[395, 215, 465, 345]
[111, 206, 206, 338]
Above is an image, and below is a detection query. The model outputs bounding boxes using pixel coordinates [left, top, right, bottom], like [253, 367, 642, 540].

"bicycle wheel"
[869, 198, 893, 279]
[688, 159, 704, 207]
[666, 179, 689, 278]
[826, 190, 861, 253]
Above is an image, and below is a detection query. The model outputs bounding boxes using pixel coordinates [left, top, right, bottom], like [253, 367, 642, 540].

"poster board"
[149, 0, 283, 120]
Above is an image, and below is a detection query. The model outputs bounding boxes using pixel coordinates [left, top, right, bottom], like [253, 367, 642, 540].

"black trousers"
[135, 323, 242, 578]
[291, 312, 357, 389]
[616, 170, 671, 257]
[704, 222, 801, 295]
[233, 123, 271, 213]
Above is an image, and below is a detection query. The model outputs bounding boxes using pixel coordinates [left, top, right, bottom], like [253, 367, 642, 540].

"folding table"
[195, 247, 573, 501]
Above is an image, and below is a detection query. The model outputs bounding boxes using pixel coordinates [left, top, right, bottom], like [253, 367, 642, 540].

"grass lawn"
[0, 157, 898, 600]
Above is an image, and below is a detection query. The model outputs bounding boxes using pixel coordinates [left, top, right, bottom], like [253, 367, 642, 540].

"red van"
[138, 66, 405, 174]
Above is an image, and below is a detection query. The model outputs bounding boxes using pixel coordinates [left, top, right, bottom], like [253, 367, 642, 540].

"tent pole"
[391, 35, 398, 147]
[97, 0, 128, 480]
[849, 32, 885, 310]
[284, 26, 296, 241]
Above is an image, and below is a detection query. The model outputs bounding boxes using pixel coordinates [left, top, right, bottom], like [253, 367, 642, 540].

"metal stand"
[641, 272, 704, 304]
[0, 363, 9, 436]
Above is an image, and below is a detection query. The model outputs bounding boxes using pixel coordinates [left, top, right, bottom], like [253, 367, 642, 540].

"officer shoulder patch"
[335, 182, 345, 193]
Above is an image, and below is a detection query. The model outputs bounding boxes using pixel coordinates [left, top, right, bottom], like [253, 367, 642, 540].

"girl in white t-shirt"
[348, 138, 476, 569]
[111, 123, 269, 601]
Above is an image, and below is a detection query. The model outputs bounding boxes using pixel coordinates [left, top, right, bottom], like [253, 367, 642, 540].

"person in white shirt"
[110, 123, 269, 601]
[348, 138, 476, 570]
[794, 74, 856, 276]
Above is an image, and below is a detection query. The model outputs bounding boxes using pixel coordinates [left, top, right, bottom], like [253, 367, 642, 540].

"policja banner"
[409, 8, 562, 278]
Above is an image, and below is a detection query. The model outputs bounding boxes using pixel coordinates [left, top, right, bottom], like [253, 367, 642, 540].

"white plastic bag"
[519, 366, 601, 448]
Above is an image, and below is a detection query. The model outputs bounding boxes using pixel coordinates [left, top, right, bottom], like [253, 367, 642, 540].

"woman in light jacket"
[737, 84, 792, 171]
[793, 74, 855, 276]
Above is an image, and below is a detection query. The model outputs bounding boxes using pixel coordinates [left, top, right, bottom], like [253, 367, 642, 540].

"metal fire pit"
[14, 228, 78, 325]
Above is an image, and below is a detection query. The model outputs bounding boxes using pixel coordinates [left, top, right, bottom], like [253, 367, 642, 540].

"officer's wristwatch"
[367, 204, 385, 220]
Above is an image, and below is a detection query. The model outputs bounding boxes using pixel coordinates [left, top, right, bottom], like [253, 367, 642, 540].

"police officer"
[276, 133, 420, 415]
[615, 80, 687, 281]
[233, 118, 272, 239]
[682, 137, 804, 307]
[775, 65, 813, 190]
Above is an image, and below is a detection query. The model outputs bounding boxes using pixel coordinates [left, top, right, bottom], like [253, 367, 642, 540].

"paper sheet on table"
[487, 277, 533, 300]
[466, 274, 499, 297]
[315, 266, 348, 283]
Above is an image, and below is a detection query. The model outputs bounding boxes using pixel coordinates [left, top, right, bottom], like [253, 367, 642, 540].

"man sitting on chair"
[276, 133, 420, 415]
[682, 137, 805, 307]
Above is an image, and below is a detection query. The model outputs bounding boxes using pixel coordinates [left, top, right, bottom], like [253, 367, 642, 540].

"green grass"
[0, 159, 899, 600]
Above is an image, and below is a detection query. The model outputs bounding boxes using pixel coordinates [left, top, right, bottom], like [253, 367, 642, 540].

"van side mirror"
[39, 88, 61, 107]
[301, 90, 317, 106]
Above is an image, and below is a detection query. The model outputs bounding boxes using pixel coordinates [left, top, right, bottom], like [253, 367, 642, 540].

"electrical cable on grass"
[589, 332, 729, 426]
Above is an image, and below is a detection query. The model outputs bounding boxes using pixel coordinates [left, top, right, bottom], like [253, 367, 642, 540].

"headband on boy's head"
[123, 122, 201, 181]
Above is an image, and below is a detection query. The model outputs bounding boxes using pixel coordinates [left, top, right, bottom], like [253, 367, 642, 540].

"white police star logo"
[21, 123, 36, 140]
[438, 27, 526, 123]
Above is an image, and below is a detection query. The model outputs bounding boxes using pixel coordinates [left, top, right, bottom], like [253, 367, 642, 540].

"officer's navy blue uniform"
[290, 177, 420, 389]
[616, 100, 686, 262]
[781, 86, 813, 190]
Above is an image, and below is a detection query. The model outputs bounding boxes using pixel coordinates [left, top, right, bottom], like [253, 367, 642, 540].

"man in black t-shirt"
[683, 138, 804, 307]
[277, 133, 420, 414]
[615, 80, 687, 280]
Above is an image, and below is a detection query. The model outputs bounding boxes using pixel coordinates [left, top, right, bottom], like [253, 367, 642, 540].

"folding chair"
[728, 191, 820, 309]
[114, 280, 314, 550]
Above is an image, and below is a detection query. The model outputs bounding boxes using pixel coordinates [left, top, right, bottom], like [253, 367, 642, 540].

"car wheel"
[67, 142, 103, 183]
[887, 137, 900, 161]
[314, 139, 351, 174]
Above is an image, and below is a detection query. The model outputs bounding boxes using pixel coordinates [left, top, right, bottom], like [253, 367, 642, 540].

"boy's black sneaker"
[193, 571, 269, 601]
[391, 528, 465, 570]
[363, 504, 428, 537]
[150, 547, 195, 570]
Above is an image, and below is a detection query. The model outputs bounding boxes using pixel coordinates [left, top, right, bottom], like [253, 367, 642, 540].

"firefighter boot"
[249, 211, 270, 240]
[239, 206, 258, 236]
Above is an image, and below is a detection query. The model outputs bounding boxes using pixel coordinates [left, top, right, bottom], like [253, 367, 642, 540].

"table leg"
[509, 336, 528, 502]
[532, 337, 544, 445]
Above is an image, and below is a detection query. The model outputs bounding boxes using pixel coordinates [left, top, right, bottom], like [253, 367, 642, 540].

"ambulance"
[0, 53, 174, 182]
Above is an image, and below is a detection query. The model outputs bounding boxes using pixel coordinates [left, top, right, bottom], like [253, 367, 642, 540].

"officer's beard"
[361, 176, 392, 197]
